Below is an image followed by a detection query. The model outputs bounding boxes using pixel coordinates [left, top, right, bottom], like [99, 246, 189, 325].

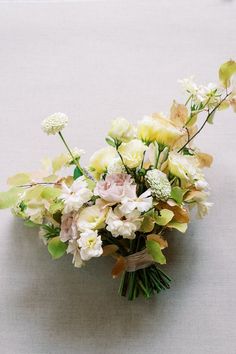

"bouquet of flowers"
[1, 61, 236, 300]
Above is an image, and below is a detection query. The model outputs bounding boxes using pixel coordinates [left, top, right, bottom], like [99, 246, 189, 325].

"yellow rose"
[118, 139, 146, 169]
[108, 117, 136, 142]
[89, 147, 117, 176]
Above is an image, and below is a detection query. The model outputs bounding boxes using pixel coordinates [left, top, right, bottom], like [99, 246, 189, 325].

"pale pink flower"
[60, 212, 79, 242]
[94, 173, 137, 203]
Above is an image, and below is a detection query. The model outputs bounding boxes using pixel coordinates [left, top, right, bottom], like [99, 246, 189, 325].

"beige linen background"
[0, 1, 236, 353]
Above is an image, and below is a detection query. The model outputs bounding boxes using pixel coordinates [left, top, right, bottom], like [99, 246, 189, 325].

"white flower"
[197, 201, 213, 218]
[179, 77, 220, 107]
[106, 206, 142, 239]
[41, 112, 68, 135]
[61, 176, 92, 214]
[108, 117, 136, 142]
[179, 76, 199, 96]
[194, 179, 209, 191]
[67, 239, 83, 268]
[107, 158, 126, 174]
[120, 189, 153, 214]
[78, 230, 103, 261]
[118, 139, 147, 169]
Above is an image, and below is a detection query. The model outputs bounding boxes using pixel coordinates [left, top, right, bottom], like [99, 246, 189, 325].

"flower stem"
[178, 92, 231, 153]
[58, 131, 84, 174]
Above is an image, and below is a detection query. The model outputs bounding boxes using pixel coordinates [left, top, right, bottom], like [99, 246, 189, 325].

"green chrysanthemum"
[145, 169, 171, 201]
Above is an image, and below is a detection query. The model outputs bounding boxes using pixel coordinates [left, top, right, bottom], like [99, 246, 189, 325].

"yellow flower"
[118, 139, 146, 169]
[89, 147, 117, 176]
[77, 204, 108, 231]
[152, 113, 184, 146]
[137, 114, 183, 146]
[108, 117, 136, 142]
[137, 116, 158, 142]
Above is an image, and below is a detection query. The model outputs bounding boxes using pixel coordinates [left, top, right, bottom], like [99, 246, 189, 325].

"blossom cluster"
[1, 60, 235, 300]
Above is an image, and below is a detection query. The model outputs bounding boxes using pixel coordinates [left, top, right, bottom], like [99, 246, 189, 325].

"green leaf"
[219, 60, 236, 88]
[41, 187, 61, 200]
[47, 236, 67, 259]
[7, 173, 31, 186]
[105, 137, 116, 147]
[154, 209, 174, 226]
[73, 166, 83, 180]
[24, 220, 38, 228]
[146, 239, 166, 265]
[140, 215, 155, 233]
[171, 186, 185, 204]
[49, 200, 64, 215]
[0, 187, 22, 209]
[167, 221, 188, 233]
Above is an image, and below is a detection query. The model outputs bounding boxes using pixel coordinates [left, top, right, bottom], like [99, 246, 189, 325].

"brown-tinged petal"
[102, 244, 119, 257]
[170, 100, 188, 127]
[112, 256, 127, 278]
[196, 153, 213, 168]
[147, 234, 168, 249]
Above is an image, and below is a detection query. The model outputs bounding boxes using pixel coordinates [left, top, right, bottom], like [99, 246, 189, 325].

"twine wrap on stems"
[125, 249, 155, 272]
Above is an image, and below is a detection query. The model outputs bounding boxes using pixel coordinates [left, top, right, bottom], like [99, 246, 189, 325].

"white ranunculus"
[60, 176, 92, 214]
[108, 117, 136, 142]
[106, 206, 142, 239]
[41, 112, 68, 135]
[120, 189, 153, 214]
[118, 139, 147, 169]
[78, 230, 103, 261]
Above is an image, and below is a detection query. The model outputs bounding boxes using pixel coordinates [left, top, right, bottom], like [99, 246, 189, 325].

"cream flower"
[118, 139, 146, 169]
[106, 206, 142, 239]
[78, 230, 103, 261]
[60, 176, 92, 214]
[41, 112, 68, 135]
[168, 151, 199, 183]
[94, 173, 137, 203]
[120, 189, 153, 214]
[108, 117, 136, 142]
[77, 204, 107, 231]
[89, 146, 117, 176]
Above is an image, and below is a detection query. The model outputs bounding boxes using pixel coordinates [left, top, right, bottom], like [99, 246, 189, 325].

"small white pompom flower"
[41, 112, 68, 135]
[145, 169, 171, 201]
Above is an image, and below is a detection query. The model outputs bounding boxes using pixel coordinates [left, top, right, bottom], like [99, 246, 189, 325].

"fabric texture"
[0, 1, 236, 353]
